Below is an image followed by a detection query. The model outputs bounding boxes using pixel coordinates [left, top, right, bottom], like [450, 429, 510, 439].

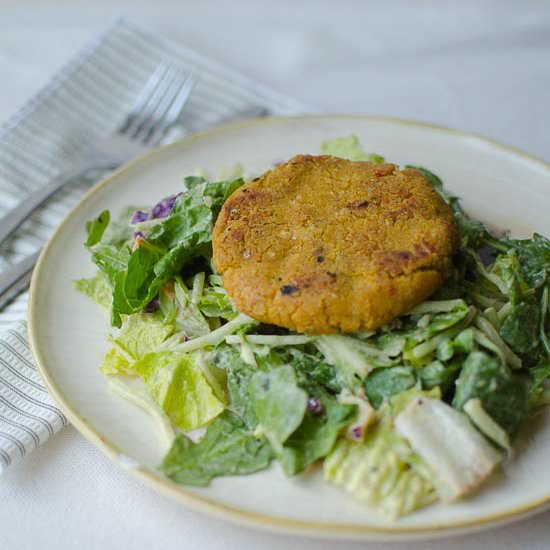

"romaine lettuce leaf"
[74, 271, 112, 309]
[98, 313, 175, 376]
[160, 411, 272, 486]
[321, 135, 384, 164]
[395, 397, 502, 501]
[134, 351, 224, 430]
[108, 376, 175, 446]
[99, 347, 133, 376]
[112, 313, 175, 359]
[324, 389, 437, 518]
[250, 365, 308, 452]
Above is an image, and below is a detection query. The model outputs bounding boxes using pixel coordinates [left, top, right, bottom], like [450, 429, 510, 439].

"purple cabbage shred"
[131, 210, 149, 224]
[151, 193, 182, 219]
[306, 397, 324, 415]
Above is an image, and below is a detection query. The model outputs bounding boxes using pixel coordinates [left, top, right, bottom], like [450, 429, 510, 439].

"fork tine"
[138, 69, 196, 145]
[131, 66, 182, 140]
[118, 62, 170, 134]
[128, 69, 179, 139]
[160, 72, 196, 131]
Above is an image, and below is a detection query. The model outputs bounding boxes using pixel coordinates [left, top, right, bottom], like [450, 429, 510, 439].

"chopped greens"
[76, 134, 550, 520]
[160, 411, 273, 485]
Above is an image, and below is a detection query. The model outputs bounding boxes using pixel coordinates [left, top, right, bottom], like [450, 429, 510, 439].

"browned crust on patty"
[212, 154, 458, 334]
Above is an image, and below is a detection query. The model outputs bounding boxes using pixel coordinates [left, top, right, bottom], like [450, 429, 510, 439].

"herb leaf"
[85, 210, 110, 247]
[364, 367, 417, 409]
[160, 411, 273, 485]
[453, 351, 530, 437]
[250, 365, 308, 451]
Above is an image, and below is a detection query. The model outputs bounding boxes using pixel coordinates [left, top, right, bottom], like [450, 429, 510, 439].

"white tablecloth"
[1, 1, 549, 548]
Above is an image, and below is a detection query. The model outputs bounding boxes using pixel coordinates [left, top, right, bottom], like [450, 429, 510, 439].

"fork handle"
[0, 160, 101, 248]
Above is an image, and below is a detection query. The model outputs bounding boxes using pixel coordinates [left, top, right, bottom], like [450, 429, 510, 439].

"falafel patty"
[212, 155, 458, 334]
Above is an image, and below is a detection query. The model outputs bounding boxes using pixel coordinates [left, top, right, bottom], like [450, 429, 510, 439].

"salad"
[76, 136, 550, 518]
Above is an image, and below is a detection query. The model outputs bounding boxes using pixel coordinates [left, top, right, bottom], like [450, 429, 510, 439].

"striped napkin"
[0, 19, 309, 471]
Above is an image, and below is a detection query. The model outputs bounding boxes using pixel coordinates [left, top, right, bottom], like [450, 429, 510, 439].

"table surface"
[1, 1, 549, 549]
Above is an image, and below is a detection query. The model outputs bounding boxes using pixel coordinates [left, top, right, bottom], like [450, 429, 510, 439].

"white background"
[1, 1, 549, 548]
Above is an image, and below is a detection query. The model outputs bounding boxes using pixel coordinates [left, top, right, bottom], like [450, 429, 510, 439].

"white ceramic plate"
[29, 116, 550, 541]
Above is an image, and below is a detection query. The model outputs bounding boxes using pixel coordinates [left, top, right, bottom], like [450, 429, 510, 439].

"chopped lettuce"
[250, 365, 308, 453]
[210, 344, 258, 428]
[99, 347, 133, 376]
[198, 287, 237, 319]
[108, 376, 175, 446]
[453, 351, 529, 437]
[170, 278, 211, 337]
[111, 313, 175, 359]
[321, 135, 384, 164]
[77, 136, 550, 519]
[278, 389, 356, 475]
[364, 367, 417, 408]
[160, 411, 273, 485]
[85, 176, 244, 327]
[418, 359, 461, 392]
[394, 397, 501, 501]
[324, 390, 438, 518]
[134, 351, 224, 431]
[74, 271, 112, 310]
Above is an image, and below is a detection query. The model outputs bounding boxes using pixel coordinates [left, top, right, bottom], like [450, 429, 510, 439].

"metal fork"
[0, 62, 195, 249]
[0, 62, 196, 309]
[0, 81, 270, 310]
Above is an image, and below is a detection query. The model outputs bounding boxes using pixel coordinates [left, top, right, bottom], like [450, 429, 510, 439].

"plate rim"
[28, 114, 550, 540]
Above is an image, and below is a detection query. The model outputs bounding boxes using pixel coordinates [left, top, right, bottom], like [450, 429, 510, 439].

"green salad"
[76, 136, 550, 518]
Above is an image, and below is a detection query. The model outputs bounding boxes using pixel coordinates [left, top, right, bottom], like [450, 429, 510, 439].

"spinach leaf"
[85, 210, 110, 247]
[453, 351, 530, 436]
[279, 391, 356, 475]
[112, 244, 163, 316]
[510, 233, 550, 288]
[499, 302, 540, 354]
[419, 360, 461, 392]
[250, 365, 308, 452]
[288, 349, 343, 394]
[160, 411, 273, 486]
[364, 367, 417, 409]
[210, 345, 258, 428]
[84, 176, 244, 326]
[90, 243, 131, 287]
[211, 345, 353, 475]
